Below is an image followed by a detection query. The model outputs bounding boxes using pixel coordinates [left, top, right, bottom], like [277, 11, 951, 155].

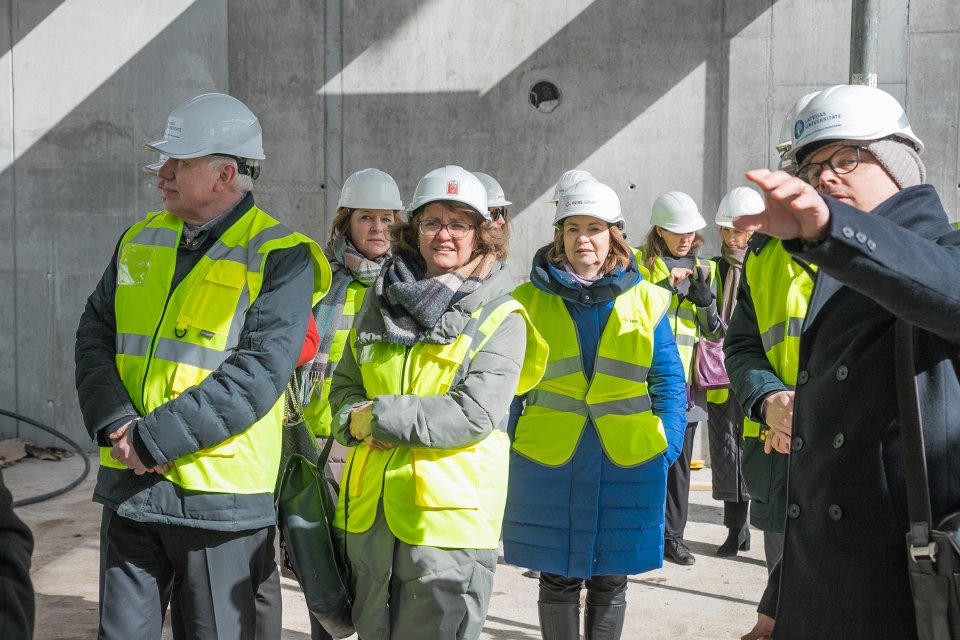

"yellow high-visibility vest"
[511, 279, 672, 467]
[107, 206, 330, 493]
[334, 292, 547, 549]
[741, 239, 815, 437]
[303, 279, 365, 436]
[636, 246, 718, 383]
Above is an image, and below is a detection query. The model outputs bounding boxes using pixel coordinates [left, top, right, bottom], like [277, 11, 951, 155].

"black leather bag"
[276, 375, 354, 639]
[896, 319, 960, 639]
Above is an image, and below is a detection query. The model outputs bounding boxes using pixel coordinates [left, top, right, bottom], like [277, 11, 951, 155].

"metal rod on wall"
[850, 0, 879, 86]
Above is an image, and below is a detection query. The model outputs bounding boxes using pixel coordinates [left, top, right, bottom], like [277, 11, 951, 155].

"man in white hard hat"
[75, 93, 330, 640]
[732, 85, 960, 639]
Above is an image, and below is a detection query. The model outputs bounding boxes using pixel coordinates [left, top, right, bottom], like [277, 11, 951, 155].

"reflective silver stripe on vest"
[129, 227, 179, 248]
[760, 317, 804, 352]
[674, 333, 697, 347]
[116, 332, 151, 357]
[153, 337, 229, 371]
[589, 394, 652, 420]
[594, 357, 649, 383]
[247, 224, 296, 271]
[542, 356, 582, 382]
[675, 306, 697, 322]
[226, 286, 251, 347]
[526, 389, 589, 416]
[204, 242, 249, 266]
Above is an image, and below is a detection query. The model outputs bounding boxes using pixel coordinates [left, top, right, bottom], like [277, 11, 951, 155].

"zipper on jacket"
[139, 285, 179, 409]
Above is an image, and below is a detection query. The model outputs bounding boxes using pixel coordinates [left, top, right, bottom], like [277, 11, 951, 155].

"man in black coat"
[734, 84, 960, 639]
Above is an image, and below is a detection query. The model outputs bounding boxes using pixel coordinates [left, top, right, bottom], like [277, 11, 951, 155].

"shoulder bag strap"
[895, 318, 935, 547]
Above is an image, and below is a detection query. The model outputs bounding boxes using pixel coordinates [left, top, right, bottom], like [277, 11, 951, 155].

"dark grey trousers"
[341, 505, 497, 640]
[98, 508, 278, 640]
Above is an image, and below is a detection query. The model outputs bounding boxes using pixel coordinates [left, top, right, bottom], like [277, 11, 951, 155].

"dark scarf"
[375, 250, 497, 345]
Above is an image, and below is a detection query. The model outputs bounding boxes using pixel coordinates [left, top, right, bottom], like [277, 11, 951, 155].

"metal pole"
[850, 0, 880, 86]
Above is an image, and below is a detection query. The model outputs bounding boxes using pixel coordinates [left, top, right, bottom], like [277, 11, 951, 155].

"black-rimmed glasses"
[798, 146, 862, 186]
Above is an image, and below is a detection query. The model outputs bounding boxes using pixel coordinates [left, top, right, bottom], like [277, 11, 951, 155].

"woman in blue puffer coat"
[503, 178, 687, 640]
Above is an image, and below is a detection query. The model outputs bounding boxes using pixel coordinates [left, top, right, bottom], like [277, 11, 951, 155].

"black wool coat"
[757, 185, 960, 639]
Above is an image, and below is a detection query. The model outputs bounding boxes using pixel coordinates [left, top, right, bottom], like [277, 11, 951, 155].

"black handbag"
[276, 376, 355, 639]
[895, 319, 960, 639]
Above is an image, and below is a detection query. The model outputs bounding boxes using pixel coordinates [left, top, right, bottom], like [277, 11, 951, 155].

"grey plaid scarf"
[375, 250, 496, 345]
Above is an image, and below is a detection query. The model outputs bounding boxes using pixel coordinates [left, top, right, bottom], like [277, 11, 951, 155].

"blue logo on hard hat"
[793, 120, 805, 140]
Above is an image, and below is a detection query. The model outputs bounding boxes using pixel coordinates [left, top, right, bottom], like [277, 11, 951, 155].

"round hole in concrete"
[529, 81, 562, 113]
[628, 183, 637, 191]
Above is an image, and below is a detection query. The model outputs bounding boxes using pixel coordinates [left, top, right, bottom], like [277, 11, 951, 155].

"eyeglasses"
[417, 220, 474, 239]
[798, 146, 862, 186]
[490, 208, 508, 221]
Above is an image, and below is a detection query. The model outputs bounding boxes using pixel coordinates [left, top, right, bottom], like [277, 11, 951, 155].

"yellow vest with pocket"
[106, 206, 330, 493]
[334, 292, 547, 548]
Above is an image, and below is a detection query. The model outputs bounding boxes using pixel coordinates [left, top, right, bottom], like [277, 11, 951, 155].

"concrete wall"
[2, 0, 957, 447]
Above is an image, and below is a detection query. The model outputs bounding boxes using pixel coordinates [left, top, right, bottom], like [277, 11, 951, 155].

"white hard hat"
[553, 178, 623, 227]
[548, 169, 595, 203]
[408, 165, 489, 221]
[142, 154, 168, 176]
[650, 191, 706, 234]
[777, 91, 821, 157]
[788, 84, 924, 162]
[715, 187, 765, 228]
[337, 168, 403, 210]
[145, 93, 265, 161]
[471, 172, 512, 207]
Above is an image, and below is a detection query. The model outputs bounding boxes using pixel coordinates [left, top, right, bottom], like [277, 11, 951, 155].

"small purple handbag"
[694, 337, 730, 390]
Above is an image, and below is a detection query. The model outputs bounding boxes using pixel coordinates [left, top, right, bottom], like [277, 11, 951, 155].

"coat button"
[787, 503, 801, 519]
[583, 293, 591, 301]
[836, 365, 848, 381]
[792, 436, 804, 452]
[855, 231, 867, 243]
[867, 239, 877, 251]
[842, 226, 855, 238]
[833, 433, 845, 448]
[797, 370, 809, 384]
[829, 504, 843, 520]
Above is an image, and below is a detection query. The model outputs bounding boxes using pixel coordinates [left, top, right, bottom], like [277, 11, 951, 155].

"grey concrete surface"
[9, 454, 765, 640]
[1, 0, 958, 452]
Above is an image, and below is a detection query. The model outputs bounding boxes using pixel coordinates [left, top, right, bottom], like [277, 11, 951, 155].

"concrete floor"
[9, 452, 767, 640]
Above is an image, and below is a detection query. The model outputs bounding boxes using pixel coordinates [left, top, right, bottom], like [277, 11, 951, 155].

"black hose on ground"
[1, 409, 91, 507]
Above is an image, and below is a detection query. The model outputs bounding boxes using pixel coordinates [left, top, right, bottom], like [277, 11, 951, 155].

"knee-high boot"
[583, 603, 626, 640]
[537, 602, 580, 640]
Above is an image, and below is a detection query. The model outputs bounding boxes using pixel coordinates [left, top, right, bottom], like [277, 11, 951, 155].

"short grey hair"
[207, 155, 254, 194]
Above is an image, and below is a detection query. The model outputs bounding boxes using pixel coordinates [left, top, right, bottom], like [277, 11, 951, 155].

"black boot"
[716, 526, 751, 557]
[537, 602, 580, 640]
[584, 603, 626, 640]
[663, 538, 696, 565]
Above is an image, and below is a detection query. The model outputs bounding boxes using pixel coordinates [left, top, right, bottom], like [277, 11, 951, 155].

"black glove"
[685, 269, 714, 307]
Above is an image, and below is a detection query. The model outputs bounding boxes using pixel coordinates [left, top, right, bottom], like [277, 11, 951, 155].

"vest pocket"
[178, 261, 247, 338]
[412, 446, 480, 509]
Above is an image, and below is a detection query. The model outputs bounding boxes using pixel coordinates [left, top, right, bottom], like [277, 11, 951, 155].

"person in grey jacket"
[328, 166, 543, 640]
[74, 94, 328, 640]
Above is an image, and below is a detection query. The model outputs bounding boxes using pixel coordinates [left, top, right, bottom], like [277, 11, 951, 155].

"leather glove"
[685, 268, 714, 307]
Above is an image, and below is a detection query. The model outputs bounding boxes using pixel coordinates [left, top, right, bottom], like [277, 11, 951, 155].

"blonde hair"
[329, 207, 403, 245]
[545, 222, 632, 274]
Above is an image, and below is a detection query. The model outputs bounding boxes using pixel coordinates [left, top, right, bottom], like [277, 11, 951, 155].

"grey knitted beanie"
[865, 137, 927, 188]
